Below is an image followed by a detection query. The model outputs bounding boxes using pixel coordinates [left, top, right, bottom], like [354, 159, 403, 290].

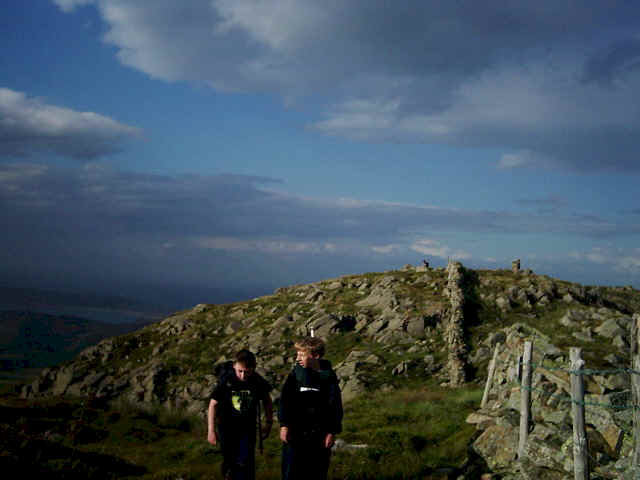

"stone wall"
[445, 261, 468, 386]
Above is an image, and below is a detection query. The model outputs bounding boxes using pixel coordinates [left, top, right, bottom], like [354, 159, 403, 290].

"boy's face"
[296, 349, 319, 369]
[233, 362, 254, 382]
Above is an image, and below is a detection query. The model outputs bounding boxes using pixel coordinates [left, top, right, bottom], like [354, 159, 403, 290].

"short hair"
[234, 349, 256, 369]
[294, 337, 325, 358]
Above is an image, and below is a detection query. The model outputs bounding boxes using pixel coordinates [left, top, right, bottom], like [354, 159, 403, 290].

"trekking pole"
[258, 399, 264, 454]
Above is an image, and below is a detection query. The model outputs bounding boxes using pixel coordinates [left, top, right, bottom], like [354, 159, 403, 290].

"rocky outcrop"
[334, 350, 381, 402]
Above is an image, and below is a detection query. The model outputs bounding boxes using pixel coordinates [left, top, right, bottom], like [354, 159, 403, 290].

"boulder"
[334, 350, 380, 402]
[366, 318, 388, 336]
[224, 320, 244, 335]
[406, 317, 427, 338]
[472, 423, 518, 471]
[595, 318, 626, 339]
[593, 372, 629, 392]
[466, 412, 494, 425]
[522, 424, 568, 472]
[572, 329, 593, 342]
[495, 296, 512, 312]
[537, 295, 551, 306]
[340, 377, 367, 402]
[423, 354, 440, 374]
[559, 309, 585, 327]
[356, 286, 399, 309]
[585, 396, 626, 454]
[305, 289, 324, 302]
[613, 334, 629, 349]
[392, 360, 412, 376]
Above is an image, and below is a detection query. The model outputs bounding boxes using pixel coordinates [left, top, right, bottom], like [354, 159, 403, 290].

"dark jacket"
[278, 360, 343, 435]
[211, 369, 272, 431]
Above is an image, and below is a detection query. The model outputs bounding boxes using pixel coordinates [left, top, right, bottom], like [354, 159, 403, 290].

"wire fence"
[482, 333, 640, 479]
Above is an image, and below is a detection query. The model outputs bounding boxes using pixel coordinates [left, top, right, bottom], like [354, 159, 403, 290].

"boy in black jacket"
[278, 337, 343, 480]
[208, 349, 273, 480]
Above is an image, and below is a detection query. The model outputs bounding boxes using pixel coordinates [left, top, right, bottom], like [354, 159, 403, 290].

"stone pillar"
[512, 259, 521, 274]
[445, 261, 468, 386]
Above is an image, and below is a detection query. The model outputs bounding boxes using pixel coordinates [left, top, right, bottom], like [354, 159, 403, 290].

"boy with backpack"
[278, 336, 343, 480]
[207, 349, 273, 480]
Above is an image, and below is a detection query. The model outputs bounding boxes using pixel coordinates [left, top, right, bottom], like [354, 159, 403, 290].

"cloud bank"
[2, 161, 639, 304]
[0, 87, 140, 159]
[54, 0, 640, 171]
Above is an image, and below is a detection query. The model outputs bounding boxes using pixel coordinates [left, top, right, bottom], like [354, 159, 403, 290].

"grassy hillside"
[0, 383, 482, 479]
[8, 264, 640, 478]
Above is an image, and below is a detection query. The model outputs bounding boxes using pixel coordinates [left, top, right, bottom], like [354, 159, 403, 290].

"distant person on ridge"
[208, 349, 273, 480]
[278, 336, 343, 480]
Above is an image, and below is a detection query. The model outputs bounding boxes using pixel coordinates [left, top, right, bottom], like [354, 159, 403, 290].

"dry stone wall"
[469, 314, 639, 479]
[445, 261, 468, 386]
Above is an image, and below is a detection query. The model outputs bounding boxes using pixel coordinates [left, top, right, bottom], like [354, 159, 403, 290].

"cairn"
[511, 259, 520, 274]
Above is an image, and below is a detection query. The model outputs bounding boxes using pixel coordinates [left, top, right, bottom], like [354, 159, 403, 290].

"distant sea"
[0, 303, 169, 324]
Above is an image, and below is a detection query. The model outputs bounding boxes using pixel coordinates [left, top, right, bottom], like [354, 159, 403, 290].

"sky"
[2, 0, 640, 310]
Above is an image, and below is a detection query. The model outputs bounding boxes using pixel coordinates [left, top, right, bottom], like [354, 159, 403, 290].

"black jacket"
[278, 360, 343, 435]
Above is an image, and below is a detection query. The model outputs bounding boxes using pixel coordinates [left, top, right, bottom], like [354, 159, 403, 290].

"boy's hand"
[280, 426, 290, 443]
[324, 433, 335, 449]
[261, 421, 272, 440]
[208, 430, 218, 445]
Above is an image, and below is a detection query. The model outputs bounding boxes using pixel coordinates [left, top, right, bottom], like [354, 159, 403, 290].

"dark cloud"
[0, 87, 141, 160]
[2, 162, 639, 305]
[583, 38, 640, 87]
[54, 1, 640, 171]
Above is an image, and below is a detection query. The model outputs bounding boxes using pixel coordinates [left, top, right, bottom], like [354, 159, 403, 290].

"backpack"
[214, 360, 235, 381]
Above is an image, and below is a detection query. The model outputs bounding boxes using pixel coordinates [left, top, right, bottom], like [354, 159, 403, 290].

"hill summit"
[20, 262, 640, 478]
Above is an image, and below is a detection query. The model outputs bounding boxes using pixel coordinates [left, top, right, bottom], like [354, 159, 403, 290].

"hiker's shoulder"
[250, 371, 272, 391]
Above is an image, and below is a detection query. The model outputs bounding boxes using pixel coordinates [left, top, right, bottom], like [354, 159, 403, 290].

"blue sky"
[2, 0, 640, 309]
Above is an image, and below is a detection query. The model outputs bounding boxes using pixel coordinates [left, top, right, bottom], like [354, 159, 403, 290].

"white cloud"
[497, 153, 529, 169]
[371, 244, 397, 254]
[194, 236, 327, 254]
[410, 239, 471, 260]
[570, 247, 640, 273]
[323, 243, 337, 252]
[52, 1, 640, 171]
[53, 0, 95, 13]
[0, 87, 141, 159]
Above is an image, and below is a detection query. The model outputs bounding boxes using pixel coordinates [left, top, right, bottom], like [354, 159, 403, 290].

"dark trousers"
[219, 427, 256, 480]
[281, 431, 331, 480]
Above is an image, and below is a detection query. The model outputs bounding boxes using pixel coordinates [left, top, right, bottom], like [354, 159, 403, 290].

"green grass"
[331, 386, 482, 479]
[0, 384, 483, 480]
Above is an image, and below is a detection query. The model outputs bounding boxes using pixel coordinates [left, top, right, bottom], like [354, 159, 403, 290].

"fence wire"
[492, 332, 640, 476]
[510, 362, 640, 411]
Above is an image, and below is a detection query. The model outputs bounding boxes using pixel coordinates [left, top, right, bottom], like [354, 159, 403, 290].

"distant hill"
[0, 310, 154, 372]
[0, 286, 149, 311]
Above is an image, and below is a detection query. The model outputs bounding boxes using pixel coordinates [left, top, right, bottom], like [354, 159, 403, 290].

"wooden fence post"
[632, 315, 640, 478]
[570, 347, 589, 480]
[518, 341, 532, 459]
[481, 343, 500, 409]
